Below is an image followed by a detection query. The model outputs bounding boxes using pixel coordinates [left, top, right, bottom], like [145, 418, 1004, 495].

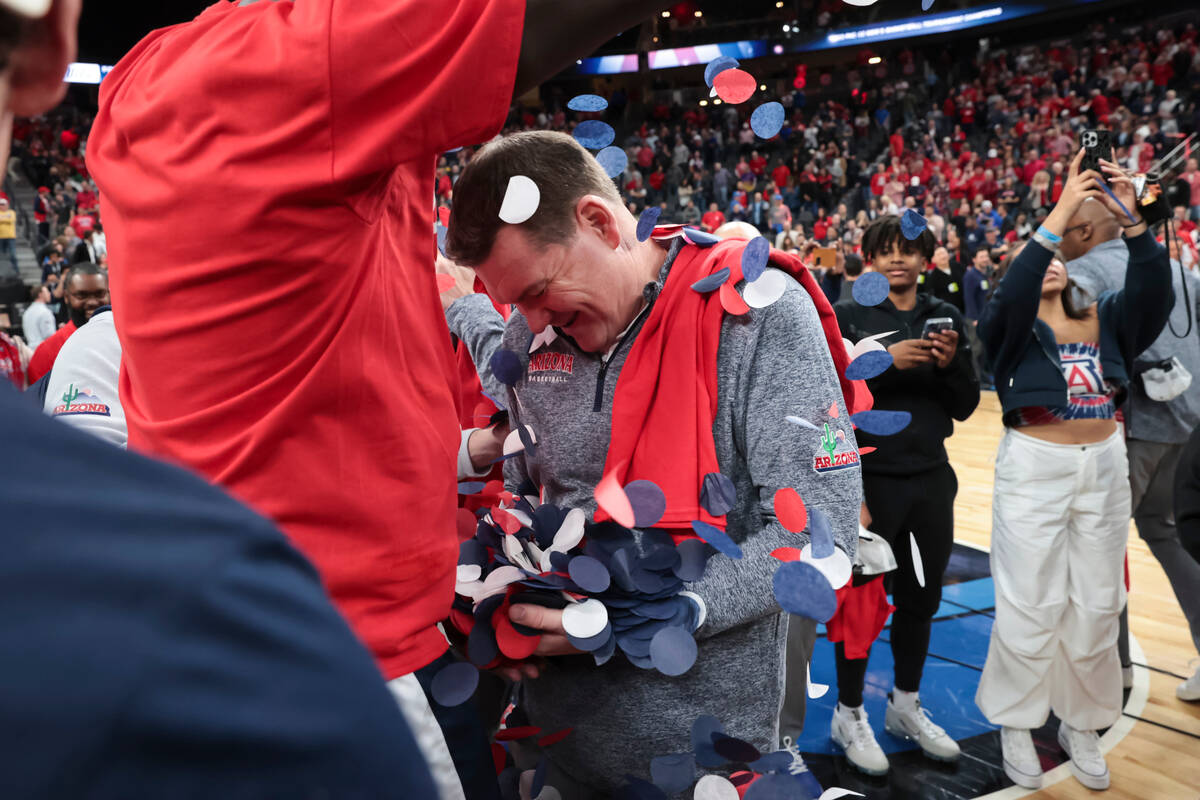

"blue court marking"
[941, 578, 996, 613]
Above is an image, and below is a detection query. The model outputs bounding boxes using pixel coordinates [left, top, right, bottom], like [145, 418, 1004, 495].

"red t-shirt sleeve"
[322, 0, 525, 182]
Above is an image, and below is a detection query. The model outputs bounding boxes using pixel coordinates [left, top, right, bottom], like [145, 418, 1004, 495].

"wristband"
[1121, 218, 1145, 228]
[1031, 231, 1058, 252]
[1035, 225, 1062, 244]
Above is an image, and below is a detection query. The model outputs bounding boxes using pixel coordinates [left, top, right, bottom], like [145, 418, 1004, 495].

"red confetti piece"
[436, 274, 457, 293]
[713, 68, 758, 104]
[495, 611, 541, 660]
[483, 479, 504, 495]
[438, 207, 451, 227]
[449, 608, 474, 635]
[491, 742, 507, 775]
[828, 402, 839, 418]
[720, 282, 750, 315]
[774, 487, 808, 533]
[859, 446, 877, 456]
[457, 508, 478, 541]
[491, 507, 522, 535]
[771, 547, 803, 562]
[494, 726, 542, 741]
[537, 728, 574, 747]
[595, 462, 636, 528]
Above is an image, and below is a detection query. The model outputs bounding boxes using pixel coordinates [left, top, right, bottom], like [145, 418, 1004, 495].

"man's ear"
[7, 0, 80, 118]
[576, 195, 620, 251]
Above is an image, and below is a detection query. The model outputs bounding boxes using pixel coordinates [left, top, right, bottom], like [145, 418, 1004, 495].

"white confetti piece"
[786, 415, 822, 432]
[743, 268, 788, 308]
[801, 543, 853, 590]
[807, 662, 829, 699]
[503, 425, 537, 456]
[851, 330, 897, 360]
[819, 790, 865, 800]
[694, 774, 740, 800]
[499, 175, 540, 225]
[561, 598, 608, 639]
[910, 531, 926, 588]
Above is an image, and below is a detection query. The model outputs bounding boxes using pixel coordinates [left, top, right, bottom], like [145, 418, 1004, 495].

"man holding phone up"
[829, 215, 980, 776]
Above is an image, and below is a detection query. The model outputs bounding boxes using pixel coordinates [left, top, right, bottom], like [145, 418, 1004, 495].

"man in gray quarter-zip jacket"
[444, 131, 860, 797]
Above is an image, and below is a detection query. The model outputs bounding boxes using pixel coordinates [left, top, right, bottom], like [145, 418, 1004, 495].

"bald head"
[1059, 198, 1121, 262]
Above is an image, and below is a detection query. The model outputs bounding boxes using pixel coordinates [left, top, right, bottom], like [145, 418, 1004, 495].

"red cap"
[37, 186, 49, 193]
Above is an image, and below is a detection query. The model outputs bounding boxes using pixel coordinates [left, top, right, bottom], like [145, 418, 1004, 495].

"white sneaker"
[1057, 722, 1110, 790]
[779, 736, 824, 797]
[884, 695, 961, 762]
[831, 704, 890, 776]
[1177, 661, 1200, 702]
[1000, 727, 1043, 790]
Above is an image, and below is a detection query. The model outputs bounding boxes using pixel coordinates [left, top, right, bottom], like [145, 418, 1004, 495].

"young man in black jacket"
[829, 215, 980, 776]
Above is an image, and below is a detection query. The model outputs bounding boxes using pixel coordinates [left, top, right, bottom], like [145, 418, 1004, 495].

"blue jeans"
[0, 238, 17, 276]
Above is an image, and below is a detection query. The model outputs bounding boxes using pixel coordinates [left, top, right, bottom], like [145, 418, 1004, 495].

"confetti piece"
[692, 716, 727, 768]
[750, 101, 785, 139]
[743, 269, 787, 308]
[649, 753, 695, 795]
[713, 68, 757, 104]
[637, 206, 662, 242]
[567, 93, 607, 112]
[595, 466, 636, 528]
[502, 425, 536, 456]
[674, 538, 713, 581]
[743, 774, 799, 800]
[618, 777, 667, 800]
[568, 555, 611, 593]
[495, 726, 542, 741]
[561, 598, 609, 639]
[572, 120, 615, 150]
[496, 613, 541, 660]
[489, 349, 524, 386]
[692, 267, 731, 293]
[771, 547, 802, 562]
[683, 227, 721, 246]
[808, 662, 830, 698]
[910, 531, 926, 588]
[436, 273, 458, 294]
[901, 208, 928, 240]
[801, 544, 853, 590]
[850, 409, 913, 436]
[845, 350, 894, 381]
[436, 224, 449, 258]
[704, 55, 740, 87]
[552, 507, 587, 551]
[429, 661, 479, 707]
[492, 507, 523, 536]
[624, 479, 667, 528]
[468, 620, 499, 666]
[859, 446, 877, 455]
[828, 402, 840, 419]
[808, 507, 835, 558]
[741, 236, 770, 282]
[596, 145, 628, 178]
[566, 621, 613, 652]
[457, 564, 482, 583]
[773, 561, 838, 622]
[720, 282, 750, 315]
[851, 330, 896, 359]
[531, 757, 549, 799]
[437, 207, 451, 227]
[773, 488, 808, 533]
[921, 0, 935, 10]
[694, 775, 740, 800]
[842, 0, 880, 5]
[649, 625, 698, 676]
[786, 416, 821, 432]
[711, 734, 761, 763]
[852, 271, 890, 307]
[690, 520, 744, 559]
[537, 728, 573, 747]
[498, 175, 540, 225]
[457, 481, 485, 495]
[700, 472, 737, 517]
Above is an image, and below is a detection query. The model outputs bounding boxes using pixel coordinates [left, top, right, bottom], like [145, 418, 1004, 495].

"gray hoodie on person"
[445, 241, 860, 793]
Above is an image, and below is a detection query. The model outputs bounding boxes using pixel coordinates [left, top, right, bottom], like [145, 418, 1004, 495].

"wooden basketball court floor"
[946, 392, 1200, 799]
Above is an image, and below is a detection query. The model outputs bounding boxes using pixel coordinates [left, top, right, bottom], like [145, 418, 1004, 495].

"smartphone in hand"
[922, 317, 955, 339]
[1080, 130, 1114, 182]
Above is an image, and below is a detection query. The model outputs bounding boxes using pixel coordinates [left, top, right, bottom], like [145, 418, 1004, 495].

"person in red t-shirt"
[771, 161, 791, 190]
[86, 2, 669, 795]
[749, 149, 767, 177]
[701, 203, 726, 233]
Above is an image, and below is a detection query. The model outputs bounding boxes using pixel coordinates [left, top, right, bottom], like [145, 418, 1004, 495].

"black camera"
[1133, 172, 1172, 226]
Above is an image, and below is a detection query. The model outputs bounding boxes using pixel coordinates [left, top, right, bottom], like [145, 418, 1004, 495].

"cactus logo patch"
[813, 422, 860, 474]
[51, 384, 111, 417]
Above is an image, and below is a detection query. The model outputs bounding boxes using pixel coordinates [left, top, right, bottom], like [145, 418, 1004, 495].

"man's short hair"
[860, 214, 936, 262]
[445, 131, 622, 266]
[64, 262, 105, 290]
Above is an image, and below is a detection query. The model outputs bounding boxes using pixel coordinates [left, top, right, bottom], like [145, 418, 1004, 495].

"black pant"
[414, 650, 502, 800]
[836, 463, 958, 706]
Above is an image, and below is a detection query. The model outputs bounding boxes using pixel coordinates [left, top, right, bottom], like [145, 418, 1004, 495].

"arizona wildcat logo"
[51, 384, 111, 417]
[813, 422, 861, 474]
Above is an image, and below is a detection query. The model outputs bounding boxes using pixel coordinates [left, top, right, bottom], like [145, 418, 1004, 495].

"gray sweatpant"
[1119, 439, 1200, 664]
[780, 615, 818, 742]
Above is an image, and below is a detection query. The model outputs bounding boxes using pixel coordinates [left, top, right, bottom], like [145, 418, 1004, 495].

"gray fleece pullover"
[445, 241, 861, 793]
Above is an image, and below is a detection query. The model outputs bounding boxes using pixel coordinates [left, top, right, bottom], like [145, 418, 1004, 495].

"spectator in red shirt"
[1183, 157, 1200, 221]
[87, 1, 669, 796]
[27, 263, 109, 385]
[749, 149, 767, 176]
[772, 159, 791, 190]
[701, 202, 726, 233]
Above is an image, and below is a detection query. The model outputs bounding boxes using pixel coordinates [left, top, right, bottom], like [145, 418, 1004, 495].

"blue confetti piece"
[704, 55, 740, 87]
[567, 621, 613, 652]
[637, 206, 661, 242]
[852, 270, 890, 307]
[573, 119, 615, 150]
[753, 750, 795, 773]
[851, 409, 913, 436]
[750, 101, 785, 139]
[690, 520, 743, 560]
[650, 753, 695, 795]
[625, 479, 666, 528]
[609, 548, 639, 593]
[467, 618, 499, 666]
[743, 773, 801, 800]
[457, 481, 486, 495]
[436, 223, 448, 258]
[549, 550, 572, 574]
[922, 0, 936, 9]
[691, 267, 731, 294]
[711, 733, 761, 763]
[459, 539, 488, 568]
[692, 715, 727, 768]
[683, 227, 720, 247]
[673, 538, 713, 582]
[597, 145, 628, 178]
[532, 756, 549, 799]
[568, 555, 611, 593]
[844, 349, 894, 381]
[594, 631, 618, 665]
[617, 776, 668, 800]
[568, 93, 608, 112]
[700, 472, 737, 517]
[741, 236, 770, 283]
[773, 561, 837, 622]
[809, 507, 835, 559]
[901, 207, 929, 240]
[429, 661, 479, 707]
[649, 626, 698, 676]
[489, 348, 524, 386]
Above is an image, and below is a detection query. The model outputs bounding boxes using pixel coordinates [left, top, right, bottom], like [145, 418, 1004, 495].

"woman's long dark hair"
[1061, 278, 1092, 321]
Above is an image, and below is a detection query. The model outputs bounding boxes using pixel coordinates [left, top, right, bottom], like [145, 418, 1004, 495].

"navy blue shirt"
[0, 386, 435, 799]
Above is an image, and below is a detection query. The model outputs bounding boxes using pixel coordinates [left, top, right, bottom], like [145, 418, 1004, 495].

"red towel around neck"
[597, 236, 870, 532]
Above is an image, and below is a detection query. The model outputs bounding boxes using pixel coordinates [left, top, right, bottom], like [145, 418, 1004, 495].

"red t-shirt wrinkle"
[86, 0, 525, 679]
